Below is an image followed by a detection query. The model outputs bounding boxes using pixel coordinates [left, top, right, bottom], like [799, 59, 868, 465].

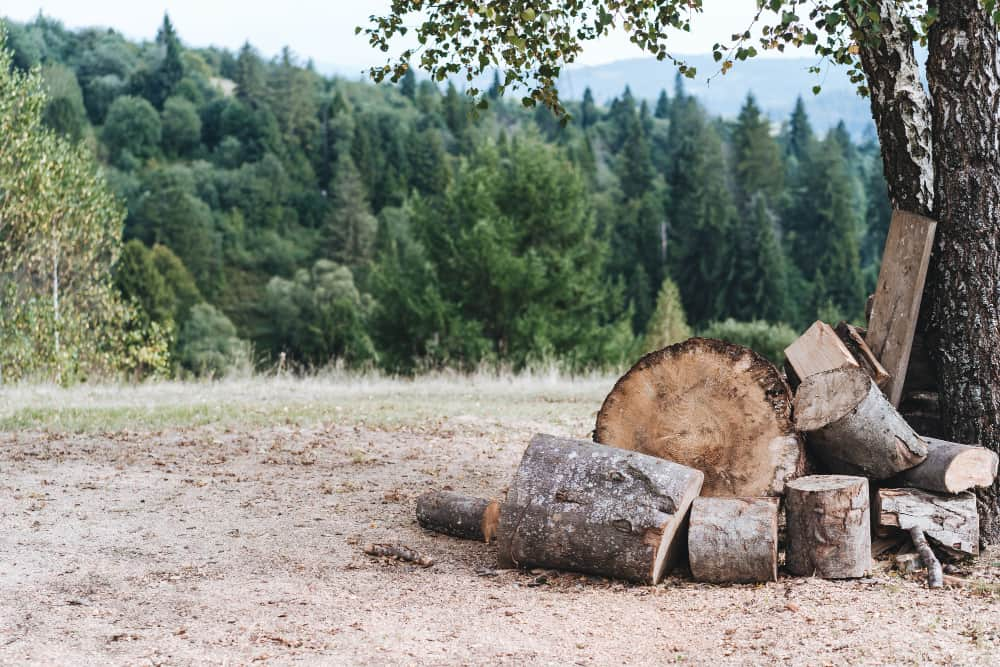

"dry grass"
[0, 369, 616, 433]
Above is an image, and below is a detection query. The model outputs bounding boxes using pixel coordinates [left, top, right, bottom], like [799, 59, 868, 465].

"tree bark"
[877, 487, 979, 557]
[924, 0, 1000, 544]
[415, 491, 494, 541]
[497, 434, 703, 584]
[908, 526, 944, 589]
[687, 497, 778, 583]
[595, 337, 804, 497]
[793, 366, 927, 479]
[785, 475, 871, 579]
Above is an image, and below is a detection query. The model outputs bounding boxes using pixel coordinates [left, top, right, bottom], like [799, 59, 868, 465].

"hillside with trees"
[1, 14, 891, 380]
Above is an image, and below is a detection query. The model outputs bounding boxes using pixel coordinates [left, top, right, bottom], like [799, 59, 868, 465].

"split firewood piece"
[497, 434, 703, 585]
[866, 210, 937, 406]
[363, 543, 434, 567]
[785, 475, 871, 579]
[784, 320, 859, 384]
[595, 338, 805, 497]
[877, 488, 979, 557]
[908, 526, 944, 589]
[687, 497, 778, 583]
[834, 321, 891, 388]
[896, 437, 999, 494]
[794, 365, 927, 479]
[416, 491, 497, 542]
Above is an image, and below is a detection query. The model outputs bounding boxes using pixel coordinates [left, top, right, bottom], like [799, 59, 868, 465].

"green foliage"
[699, 319, 798, 366]
[102, 95, 161, 163]
[176, 303, 250, 377]
[323, 154, 378, 267]
[642, 278, 691, 353]
[161, 95, 202, 156]
[41, 64, 87, 141]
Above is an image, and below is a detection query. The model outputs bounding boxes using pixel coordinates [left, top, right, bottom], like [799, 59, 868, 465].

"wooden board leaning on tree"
[794, 365, 927, 479]
[865, 210, 937, 407]
[497, 434, 703, 585]
[595, 338, 805, 497]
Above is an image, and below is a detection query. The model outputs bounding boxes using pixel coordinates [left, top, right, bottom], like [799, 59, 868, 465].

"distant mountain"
[557, 55, 876, 138]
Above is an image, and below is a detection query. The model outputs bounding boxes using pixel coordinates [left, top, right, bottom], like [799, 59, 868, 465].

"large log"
[877, 488, 979, 557]
[595, 338, 805, 497]
[794, 365, 927, 479]
[865, 210, 937, 406]
[784, 321, 859, 384]
[416, 491, 495, 541]
[687, 497, 778, 583]
[896, 437, 999, 494]
[497, 434, 703, 584]
[785, 475, 871, 579]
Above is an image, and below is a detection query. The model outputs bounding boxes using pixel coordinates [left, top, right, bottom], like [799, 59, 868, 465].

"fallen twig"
[908, 526, 943, 589]
[363, 543, 434, 567]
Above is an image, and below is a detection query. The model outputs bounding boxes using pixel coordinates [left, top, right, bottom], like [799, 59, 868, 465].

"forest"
[0, 14, 891, 381]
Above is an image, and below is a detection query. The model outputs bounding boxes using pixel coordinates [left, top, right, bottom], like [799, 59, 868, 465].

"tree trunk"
[497, 434, 703, 584]
[595, 337, 805, 497]
[895, 437, 999, 495]
[925, 0, 1000, 544]
[793, 366, 927, 479]
[785, 475, 871, 579]
[877, 487, 979, 558]
[687, 497, 778, 584]
[415, 491, 495, 541]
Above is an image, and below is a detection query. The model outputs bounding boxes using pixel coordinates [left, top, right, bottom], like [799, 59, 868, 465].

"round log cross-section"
[687, 497, 779, 583]
[595, 338, 805, 497]
[785, 475, 871, 579]
[497, 434, 704, 584]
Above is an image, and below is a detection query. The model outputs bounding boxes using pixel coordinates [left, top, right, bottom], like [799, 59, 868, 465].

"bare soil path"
[1, 376, 998, 665]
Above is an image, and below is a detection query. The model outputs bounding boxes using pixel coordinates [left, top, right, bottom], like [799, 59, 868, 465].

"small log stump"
[687, 497, 778, 583]
[877, 488, 979, 557]
[896, 437, 999, 494]
[595, 338, 805, 497]
[785, 475, 871, 579]
[497, 434, 704, 584]
[794, 366, 927, 479]
[416, 491, 495, 541]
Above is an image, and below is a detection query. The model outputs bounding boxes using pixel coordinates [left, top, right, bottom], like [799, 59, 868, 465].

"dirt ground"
[1, 378, 999, 665]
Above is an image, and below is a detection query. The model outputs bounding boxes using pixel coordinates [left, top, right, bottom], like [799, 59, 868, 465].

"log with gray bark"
[794, 366, 927, 479]
[416, 491, 499, 542]
[595, 338, 805, 497]
[895, 437, 999, 494]
[877, 487, 979, 557]
[687, 497, 778, 583]
[497, 434, 704, 584]
[785, 475, 871, 579]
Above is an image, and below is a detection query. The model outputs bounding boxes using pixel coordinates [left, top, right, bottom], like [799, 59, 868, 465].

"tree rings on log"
[785, 475, 871, 579]
[595, 337, 805, 497]
[794, 366, 927, 479]
[497, 434, 703, 584]
[687, 497, 778, 583]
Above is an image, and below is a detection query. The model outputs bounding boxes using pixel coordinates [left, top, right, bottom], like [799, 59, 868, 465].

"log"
[834, 321, 891, 388]
[866, 210, 937, 406]
[416, 491, 495, 541]
[363, 543, 434, 567]
[896, 437, 999, 494]
[595, 338, 805, 497]
[909, 526, 944, 588]
[877, 488, 979, 557]
[785, 475, 871, 578]
[794, 366, 927, 479]
[687, 497, 778, 583]
[784, 321, 859, 383]
[497, 434, 703, 584]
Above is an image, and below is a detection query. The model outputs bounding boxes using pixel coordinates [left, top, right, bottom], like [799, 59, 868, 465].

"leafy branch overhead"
[363, 1, 987, 113]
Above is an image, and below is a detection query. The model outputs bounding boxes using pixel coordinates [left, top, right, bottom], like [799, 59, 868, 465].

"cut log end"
[596, 337, 804, 497]
[793, 365, 872, 431]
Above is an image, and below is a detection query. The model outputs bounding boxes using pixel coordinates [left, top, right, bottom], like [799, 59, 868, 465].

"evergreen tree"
[487, 69, 501, 100]
[785, 96, 814, 163]
[654, 89, 670, 119]
[642, 277, 691, 352]
[400, 66, 417, 100]
[235, 42, 265, 103]
[732, 93, 783, 205]
[114, 240, 174, 327]
[728, 196, 789, 322]
[580, 87, 598, 128]
[151, 14, 184, 109]
[323, 154, 378, 267]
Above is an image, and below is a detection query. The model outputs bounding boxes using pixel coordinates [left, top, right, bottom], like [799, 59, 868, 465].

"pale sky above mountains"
[5, 1, 803, 73]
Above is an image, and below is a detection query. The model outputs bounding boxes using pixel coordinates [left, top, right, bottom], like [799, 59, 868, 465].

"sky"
[3, 1, 790, 74]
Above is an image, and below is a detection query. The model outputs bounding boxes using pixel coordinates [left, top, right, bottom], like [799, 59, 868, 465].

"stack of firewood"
[401, 212, 998, 587]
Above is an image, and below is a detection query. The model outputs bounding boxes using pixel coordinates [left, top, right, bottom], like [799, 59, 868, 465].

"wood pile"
[402, 210, 997, 588]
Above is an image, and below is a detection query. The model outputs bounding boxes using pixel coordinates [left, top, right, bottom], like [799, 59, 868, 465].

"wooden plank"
[784, 320, 858, 382]
[866, 211, 937, 406]
[834, 322, 891, 388]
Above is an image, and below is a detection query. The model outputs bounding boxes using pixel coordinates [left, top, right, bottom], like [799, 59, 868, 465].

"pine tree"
[728, 196, 789, 322]
[654, 89, 670, 119]
[400, 66, 417, 100]
[732, 93, 783, 205]
[487, 69, 501, 100]
[324, 154, 378, 267]
[235, 42, 265, 103]
[785, 96, 814, 163]
[151, 14, 184, 109]
[642, 277, 691, 352]
[580, 87, 598, 128]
